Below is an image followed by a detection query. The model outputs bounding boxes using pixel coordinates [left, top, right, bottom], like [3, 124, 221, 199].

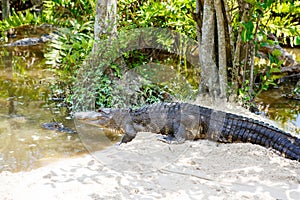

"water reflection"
[255, 47, 300, 133]
[0, 26, 86, 172]
[256, 88, 299, 134]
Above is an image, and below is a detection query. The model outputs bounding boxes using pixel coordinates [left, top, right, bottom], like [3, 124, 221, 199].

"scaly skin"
[75, 102, 300, 161]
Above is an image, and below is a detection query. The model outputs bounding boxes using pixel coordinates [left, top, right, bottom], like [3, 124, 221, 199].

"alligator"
[42, 122, 76, 134]
[75, 102, 300, 161]
[1, 33, 55, 47]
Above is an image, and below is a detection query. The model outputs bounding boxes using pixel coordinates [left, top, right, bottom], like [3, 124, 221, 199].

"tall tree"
[195, 0, 299, 104]
[93, 0, 118, 53]
[195, 0, 232, 101]
[2, 0, 10, 19]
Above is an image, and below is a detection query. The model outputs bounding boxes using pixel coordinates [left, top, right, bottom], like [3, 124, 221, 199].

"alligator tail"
[219, 113, 300, 161]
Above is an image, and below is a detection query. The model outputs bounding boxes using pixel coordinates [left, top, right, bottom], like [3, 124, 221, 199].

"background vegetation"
[1, 0, 299, 109]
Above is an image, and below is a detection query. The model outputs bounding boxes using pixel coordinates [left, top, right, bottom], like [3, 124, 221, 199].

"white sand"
[1, 132, 300, 200]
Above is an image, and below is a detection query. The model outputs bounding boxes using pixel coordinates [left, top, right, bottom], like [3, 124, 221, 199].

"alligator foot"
[157, 135, 185, 144]
[114, 142, 122, 146]
[119, 134, 135, 144]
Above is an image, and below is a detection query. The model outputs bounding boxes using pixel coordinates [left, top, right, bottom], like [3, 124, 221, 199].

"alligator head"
[74, 109, 114, 128]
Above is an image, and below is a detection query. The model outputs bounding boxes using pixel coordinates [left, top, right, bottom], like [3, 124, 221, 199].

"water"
[256, 89, 299, 134]
[256, 48, 300, 133]
[0, 26, 87, 172]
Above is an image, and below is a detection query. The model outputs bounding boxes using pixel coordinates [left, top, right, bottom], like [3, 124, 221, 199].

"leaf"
[270, 67, 281, 73]
[244, 0, 256, 5]
[241, 29, 247, 42]
[295, 36, 300, 45]
[272, 49, 282, 57]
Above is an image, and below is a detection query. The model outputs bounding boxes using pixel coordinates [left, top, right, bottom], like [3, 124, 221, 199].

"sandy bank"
[1, 132, 299, 200]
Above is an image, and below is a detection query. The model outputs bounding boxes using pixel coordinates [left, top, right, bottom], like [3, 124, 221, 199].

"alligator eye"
[98, 108, 111, 115]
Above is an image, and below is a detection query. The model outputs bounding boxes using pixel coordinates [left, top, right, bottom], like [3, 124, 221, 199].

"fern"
[0, 9, 38, 31]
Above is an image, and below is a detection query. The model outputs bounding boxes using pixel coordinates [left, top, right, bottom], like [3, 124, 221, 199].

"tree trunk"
[195, 0, 297, 105]
[90, 0, 123, 75]
[93, 0, 118, 53]
[2, 0, 10, 20]
[196, 0, 232, 102]
[199, 0, 218, 98]
[214, 0, 228, 98]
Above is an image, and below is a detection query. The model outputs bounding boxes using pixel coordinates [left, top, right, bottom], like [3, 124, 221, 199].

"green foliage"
[259, 0, 300, 46]
[254, 1, 299, 93]
[254, 50, 283, 96]
[238, 80, 252, 103]
[44, 19, 94, 109]
[2, 0, 299, 109]
[0, 9, 40, 31]
[42, 0, 95, 74]
[73, 0, 299, 108]
[94, 76, 114, 108]
[230, 0, 300, 46]
[122, 50, 152, 69]
[240, 21, 254, 42]
[229, 0, 299, 105]
[292, 85, 300, 96]
[118, 0, 197, 39]
[0, 0, 96, 32]
[37, 0, 95, 108]
[43, 0, 95, 26]
[45, 21, 94, 71]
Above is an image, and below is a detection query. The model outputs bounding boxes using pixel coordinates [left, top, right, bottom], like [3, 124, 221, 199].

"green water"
[255, 48, 300, 133]
[256, 89, 299, 134]
[0, 26, 86, 172]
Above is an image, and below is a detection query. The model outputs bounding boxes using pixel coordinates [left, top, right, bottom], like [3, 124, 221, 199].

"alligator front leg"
[119, 124, 138, 144]
[157, 125, 188, 144]
[157, 135, 186, 144]
[120, 134, 136, 144]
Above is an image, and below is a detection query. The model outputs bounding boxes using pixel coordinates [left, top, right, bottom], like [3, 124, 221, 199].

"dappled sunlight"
[1, 137, 299, 199]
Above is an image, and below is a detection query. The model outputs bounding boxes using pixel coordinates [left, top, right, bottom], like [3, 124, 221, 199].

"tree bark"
[195, 0, 297, 104]
[2, 0, 10, 20]
[90, 0, 123, 75]
[196, 0, 232, 101]
[93, 0, 118, 53]
[193, 0, 203, 43]
[215, 0, 227, 98]
[199, 0, 219, 99]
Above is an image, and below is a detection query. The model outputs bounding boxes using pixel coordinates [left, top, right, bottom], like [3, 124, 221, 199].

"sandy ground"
[1, 132, 300, 200]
